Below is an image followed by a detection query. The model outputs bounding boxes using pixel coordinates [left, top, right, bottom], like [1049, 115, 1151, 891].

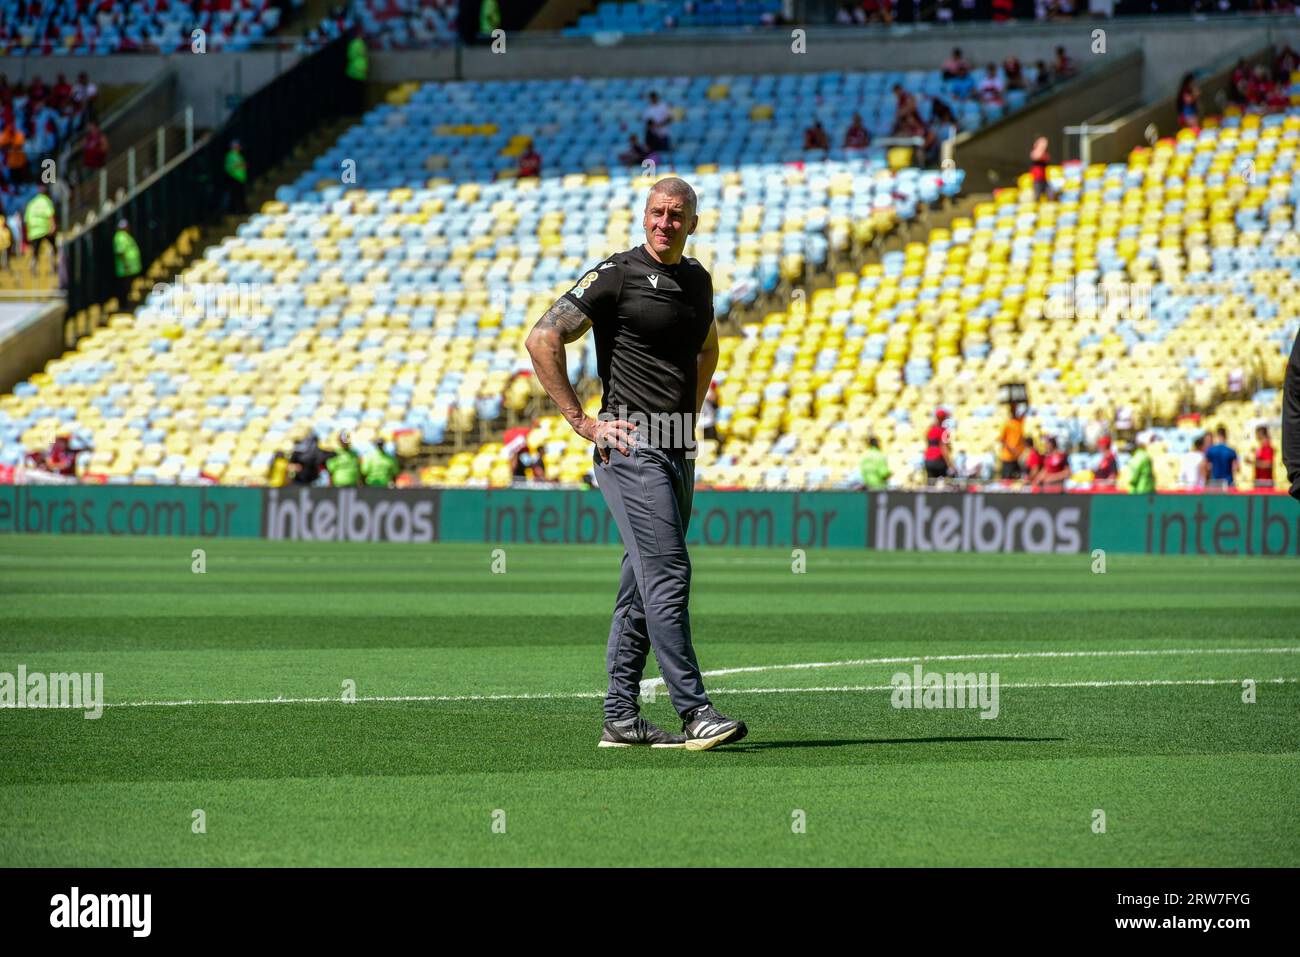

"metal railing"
[57, 105, 197, 237]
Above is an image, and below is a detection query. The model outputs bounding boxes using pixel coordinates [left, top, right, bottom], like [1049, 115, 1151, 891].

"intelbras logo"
[874, 493, 1087, 554]
[264, 488, 438, 543]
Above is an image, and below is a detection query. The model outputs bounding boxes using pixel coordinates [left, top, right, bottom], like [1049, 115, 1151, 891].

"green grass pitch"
[1, 534, 1297, 867]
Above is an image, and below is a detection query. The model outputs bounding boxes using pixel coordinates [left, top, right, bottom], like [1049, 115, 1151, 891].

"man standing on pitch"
[524, 178, 747, 751]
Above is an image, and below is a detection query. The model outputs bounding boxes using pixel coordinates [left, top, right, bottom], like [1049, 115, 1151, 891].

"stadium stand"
[0, 0, 286, 55]
[2, 62, 1293, 492]
[349, 0, 458, 49]
[466, 104, 1298, 491]
[0, 66, 981, 485]
[566, 1, 785, 35]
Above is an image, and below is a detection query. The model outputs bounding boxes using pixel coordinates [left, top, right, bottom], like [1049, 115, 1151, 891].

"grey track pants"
[593, 444, 709, 721]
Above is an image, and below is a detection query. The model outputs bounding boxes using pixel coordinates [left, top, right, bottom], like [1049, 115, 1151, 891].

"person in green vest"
[362, 440, 400, 488]
[1127, 432, 1156, 495]
[223, 139, 247, 214]
[345, 27, 368, 115]
[112, 217, 141, 309]
[859, 436, 891, 490]
[23, 184, 56, 275]
[326, 431, 361, 488]
[480, 0, 501, 36]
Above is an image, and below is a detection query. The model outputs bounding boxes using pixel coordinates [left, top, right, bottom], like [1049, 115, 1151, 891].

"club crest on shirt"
[570, 271, 600, 298]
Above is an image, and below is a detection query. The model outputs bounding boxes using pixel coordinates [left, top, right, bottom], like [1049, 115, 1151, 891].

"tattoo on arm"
[534, 298, 592, 344]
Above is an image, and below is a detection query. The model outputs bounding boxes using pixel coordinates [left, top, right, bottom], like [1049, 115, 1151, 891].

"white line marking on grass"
[639, 647, 1300, 689]
[107, 691, 603, 708]
[96, 674, 1299, 709]
[708, 677, 1300, 696]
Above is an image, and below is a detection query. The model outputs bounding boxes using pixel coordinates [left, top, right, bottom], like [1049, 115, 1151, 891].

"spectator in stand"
[1029, 136, 1054, 202]
[891, 83, 919, 134]
[1177, 73, 1201, 130]
[1179, 433, 1209, 490]
[803, 119, 830, 153]
[0, 118, 27, 185]
[1033, 60, 1053, 95]
[81, 122, 108, 175]
[861, 0, 895, 24]
[923, 408, 952, 485]
[860, 436, 891, 490]
[1276, 44, 1299, 78]
[643, 91, 673, 150]
[1022, 436, 1043, 485]
[51, 74, 71, 109]
[1251, 425, 1275, 489]
[1053, 46, 1076, 81]
[1205, 426, 1238, 490]
[1127, 433, 1156, 495]
[1003, 57, 1025, 91]
[1093, 435, 1118, 488]
[991, 0, 1014, 21]
[644, 119, 670, 156]
[835, 2, 868, 23]
[978, 63, 1006, 113]
[942, 47, 970, 80]
[1038, 436, 1071, 490]
[618, 133, 648, 166]
[843, 113, 871, 151]
[0, 212, 10, 271]
[929, 96, 958, 138]
[517, 140, 541, 178]
[1228, 58, 1251, 107]
[948, 64, 977, 102]
[31, 115, 58, 158]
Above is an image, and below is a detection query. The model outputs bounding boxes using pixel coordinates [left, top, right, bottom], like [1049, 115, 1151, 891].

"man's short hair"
[647, 177, 697, 216]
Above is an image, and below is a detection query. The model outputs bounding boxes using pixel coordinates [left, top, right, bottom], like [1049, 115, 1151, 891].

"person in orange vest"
[0, 119, 27, 185]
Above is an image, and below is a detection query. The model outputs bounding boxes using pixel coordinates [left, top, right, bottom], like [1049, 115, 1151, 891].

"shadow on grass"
[720, 736, 1066, 752]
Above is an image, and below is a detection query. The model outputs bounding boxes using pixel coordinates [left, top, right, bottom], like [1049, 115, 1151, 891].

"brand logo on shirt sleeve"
[570, 271, 600, 298]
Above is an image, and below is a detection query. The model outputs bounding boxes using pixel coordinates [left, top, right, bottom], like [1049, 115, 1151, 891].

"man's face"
[643, 190, 697, 261]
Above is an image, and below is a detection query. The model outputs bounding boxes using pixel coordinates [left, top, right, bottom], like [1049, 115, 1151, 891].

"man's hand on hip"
[574, 415, 639, 463]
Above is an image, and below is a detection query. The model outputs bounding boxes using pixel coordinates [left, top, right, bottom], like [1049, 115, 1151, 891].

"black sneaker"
[682, 704, 748, 751]
[598, 716, 686, 749]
